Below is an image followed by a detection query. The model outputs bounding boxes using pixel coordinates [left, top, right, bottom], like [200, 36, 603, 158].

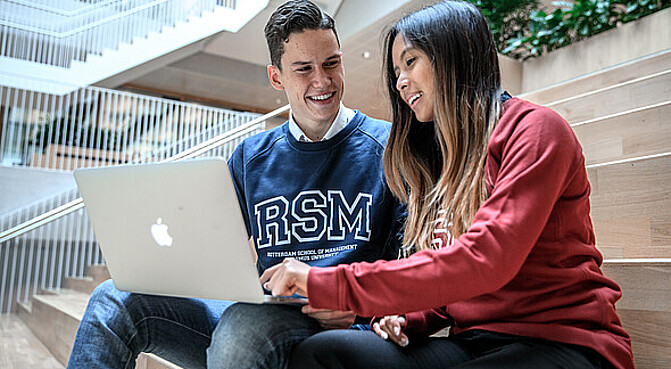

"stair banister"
[0, 104, 290, 244]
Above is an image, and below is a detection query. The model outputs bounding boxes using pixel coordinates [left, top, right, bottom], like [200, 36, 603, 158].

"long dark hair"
[382, 1, 502, 256]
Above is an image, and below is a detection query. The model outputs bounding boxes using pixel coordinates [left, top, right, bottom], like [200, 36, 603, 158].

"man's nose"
[312, 68, 331, 88]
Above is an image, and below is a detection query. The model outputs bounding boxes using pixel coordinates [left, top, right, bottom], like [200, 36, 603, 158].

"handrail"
[0, 0, 172, 38]
[4, 0, 120, 17]
[0, 104, 290, 244]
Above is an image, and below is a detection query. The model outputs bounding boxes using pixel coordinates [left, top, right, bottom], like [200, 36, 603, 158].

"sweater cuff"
[403, 311, 430, 335]
[307, 266, 342, 310]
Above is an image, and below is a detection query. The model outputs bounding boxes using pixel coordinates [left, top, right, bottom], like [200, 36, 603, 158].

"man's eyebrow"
[290, 61, 312, 67]
[290, 53, 341, 67]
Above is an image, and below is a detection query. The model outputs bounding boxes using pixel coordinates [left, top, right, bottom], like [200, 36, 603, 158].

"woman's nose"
[396, 73, 408, 91]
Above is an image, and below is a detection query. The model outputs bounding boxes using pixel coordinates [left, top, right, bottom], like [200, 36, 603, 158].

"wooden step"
[63, 264, 111, 295]
[17, 289, 89, 366]
[520, 49, 671, 105]
[87, 264, 111, 285]
[0, 314, 64, 369]
[547, 69, 671, 124]
[588, 154, 671, 258]
[573, 101, 671, 165]
[602, 259, 671, 369]
[17, 288, 180, 369]
[64, 276, 97, 295]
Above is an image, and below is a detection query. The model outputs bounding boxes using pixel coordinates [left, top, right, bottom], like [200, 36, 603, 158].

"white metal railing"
[0, 0, 234, 68]
[0, 187, 97, 313]
[0, 85, 261, 170]
[0, 99, 288, 314]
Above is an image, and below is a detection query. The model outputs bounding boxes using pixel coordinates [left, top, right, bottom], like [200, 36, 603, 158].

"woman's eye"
[406, 57, 415, 67]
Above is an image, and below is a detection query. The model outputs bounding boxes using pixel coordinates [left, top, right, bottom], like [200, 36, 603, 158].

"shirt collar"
[288, 103, 355, 142]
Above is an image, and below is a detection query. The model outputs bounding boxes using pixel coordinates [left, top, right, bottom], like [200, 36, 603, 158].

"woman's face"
[391, 34, 435, 122]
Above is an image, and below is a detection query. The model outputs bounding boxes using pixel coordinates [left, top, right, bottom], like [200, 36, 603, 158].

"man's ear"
[268, 65, 284, 91]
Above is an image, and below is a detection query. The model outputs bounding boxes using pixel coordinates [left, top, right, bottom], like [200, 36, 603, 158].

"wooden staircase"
[15, 265, 181, 369]
[9, 45, 670, 369]
[519, 49, 671, 368]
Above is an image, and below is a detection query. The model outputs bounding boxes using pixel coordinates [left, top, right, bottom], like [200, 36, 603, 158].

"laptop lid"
[74, 158, 304, 304]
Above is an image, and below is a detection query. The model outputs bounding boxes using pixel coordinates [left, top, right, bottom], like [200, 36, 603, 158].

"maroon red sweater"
[308, 98, 634, 369]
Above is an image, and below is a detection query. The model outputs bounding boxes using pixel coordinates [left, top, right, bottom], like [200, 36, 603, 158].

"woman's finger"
[372, 322, 389, 340]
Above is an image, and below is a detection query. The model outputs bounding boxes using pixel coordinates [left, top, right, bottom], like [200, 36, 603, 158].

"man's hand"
[301, 306, 356, 329]
[260, 258, 310, 297]
[372, 315, 409, 347]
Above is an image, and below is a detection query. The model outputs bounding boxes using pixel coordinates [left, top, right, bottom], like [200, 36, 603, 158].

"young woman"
[262, 1, 634, 368]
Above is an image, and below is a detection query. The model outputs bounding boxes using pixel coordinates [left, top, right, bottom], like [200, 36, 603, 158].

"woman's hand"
[373, 315, 409, 347]
[260, 258, 311, 297]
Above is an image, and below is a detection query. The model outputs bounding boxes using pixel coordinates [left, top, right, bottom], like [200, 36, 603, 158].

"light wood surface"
[0, 315, 64, 369]
[520, 50, 671, 105]
[16, 285, 182, 369]
[602, 260, 671, 369]
[547, 69, 671, 124]
[588, 154, 671, 259]
[572, 102, 671, 165]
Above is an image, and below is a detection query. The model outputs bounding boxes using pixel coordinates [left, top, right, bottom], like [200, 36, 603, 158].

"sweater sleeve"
[227, 144, 251, 237]
[307, 104, 583, 317]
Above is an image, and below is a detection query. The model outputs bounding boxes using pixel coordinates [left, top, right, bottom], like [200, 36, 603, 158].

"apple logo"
[150, 217, 173, 247]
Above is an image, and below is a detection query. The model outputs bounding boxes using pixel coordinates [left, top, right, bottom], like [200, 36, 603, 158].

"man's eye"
[297, 67, 311, 72]
[325, 61, 339, 68]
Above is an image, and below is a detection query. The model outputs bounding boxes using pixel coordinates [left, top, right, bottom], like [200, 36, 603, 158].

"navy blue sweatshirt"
[228, 111, 404, 274]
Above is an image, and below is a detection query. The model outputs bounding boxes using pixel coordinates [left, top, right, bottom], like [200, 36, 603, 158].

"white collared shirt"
[288, 103, 355, 142]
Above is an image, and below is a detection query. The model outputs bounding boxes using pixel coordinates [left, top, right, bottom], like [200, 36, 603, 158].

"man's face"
[268, 28, 344, 129]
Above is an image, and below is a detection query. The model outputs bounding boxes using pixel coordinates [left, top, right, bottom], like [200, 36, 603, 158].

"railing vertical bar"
[15, 233, 27, 309]
[54, 192, 68, 290]
[156, 100, 166, 161]
[72, 89, 84, 168]
[32, 91, 44, 168]
[47, 93, 60, 170]
[6, 89, 21, 166]
[0, 25, 8, 57]
[88, 90, 99, 166]
[16, 90, 32, 165]
[6, 25, 15, 64]
[31, 93, 50, 167]
[22, 224, 36, 305]
[62, 190, 75, 287]
[95, 91, 106, 167]
[1, 232, 10, 312]
[32, 197, 46, 299]
[128, 95, 140, 163]
[64, 91, 76, 171]
[23, 89, 35, 172]
[60, 92, 72, 170]
[177, 103, 185, 155]
[83, 88, 95, 168]
[46, 195, 58, 290]
[138, 97, 149, 163]
[0, 87, 7, 163]
[6, 216, 20, 312]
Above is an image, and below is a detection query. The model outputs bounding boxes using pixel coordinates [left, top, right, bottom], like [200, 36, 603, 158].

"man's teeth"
[310, 93, 333, 101]
[409, 92, 423, 105]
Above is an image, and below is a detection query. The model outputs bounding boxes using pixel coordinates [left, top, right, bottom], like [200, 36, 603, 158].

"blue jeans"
[67, 280, 234, 369]
[67, 281, 365, 369]
[207, 303, 324, 369]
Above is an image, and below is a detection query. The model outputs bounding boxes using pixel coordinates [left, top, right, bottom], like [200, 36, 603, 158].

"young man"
[207, 1, 404, 368]
[66, 1, 402, 368]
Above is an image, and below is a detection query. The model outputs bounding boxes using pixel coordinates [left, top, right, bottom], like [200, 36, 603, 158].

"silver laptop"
[74, 158, 307, 304]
